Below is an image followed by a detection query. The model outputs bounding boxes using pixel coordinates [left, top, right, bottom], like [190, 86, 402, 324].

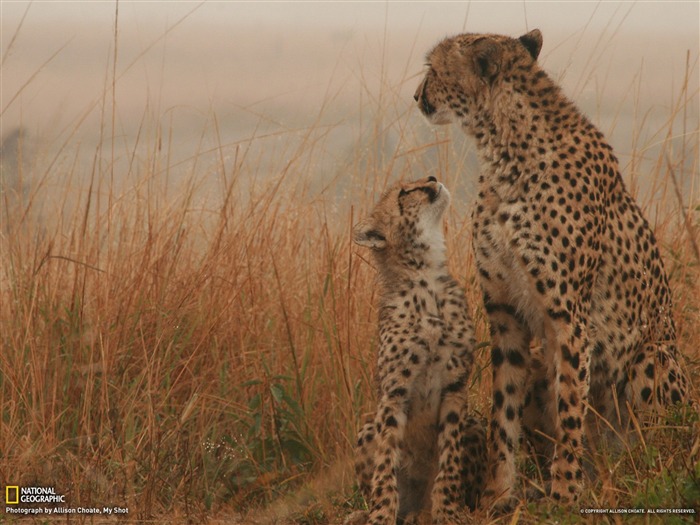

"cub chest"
[379, 290, 461, 413]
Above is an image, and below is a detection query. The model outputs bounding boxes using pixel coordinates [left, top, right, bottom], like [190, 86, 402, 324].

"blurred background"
[2, 1, 698, 206]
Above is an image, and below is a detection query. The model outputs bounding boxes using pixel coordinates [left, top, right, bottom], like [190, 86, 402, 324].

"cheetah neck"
[462, 68, 585, 186]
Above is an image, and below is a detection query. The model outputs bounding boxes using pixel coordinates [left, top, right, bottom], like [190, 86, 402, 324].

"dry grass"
[1, 15, 699, 525]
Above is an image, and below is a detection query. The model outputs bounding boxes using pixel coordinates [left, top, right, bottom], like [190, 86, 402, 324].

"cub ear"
[353, 218, 387, 250]
[472, 39, 502, 81]
[518, 29, 543, 60]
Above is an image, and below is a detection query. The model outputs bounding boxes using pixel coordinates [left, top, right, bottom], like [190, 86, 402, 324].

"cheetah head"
[354, 176, 450, 270]
[415, 29, 543, 128]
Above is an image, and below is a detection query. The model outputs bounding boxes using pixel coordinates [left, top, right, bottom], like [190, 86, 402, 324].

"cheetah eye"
[476, 56, 490, 77]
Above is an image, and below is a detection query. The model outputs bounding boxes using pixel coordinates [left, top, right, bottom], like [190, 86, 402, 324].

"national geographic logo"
[5, 486, 18, 505]
[4, 485, 129, 516]
[4, 486, 66, 504]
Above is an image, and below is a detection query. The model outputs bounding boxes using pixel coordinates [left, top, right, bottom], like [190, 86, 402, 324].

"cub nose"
[428, 176, 437, 183]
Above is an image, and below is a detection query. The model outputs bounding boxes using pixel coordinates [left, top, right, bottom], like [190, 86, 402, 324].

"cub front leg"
[367, 396, 407, 525]
[461, 416, 486, 511]
[431, 373, 469, 523]
[355, 420, 378, 504]
[347, 421, 379, 525]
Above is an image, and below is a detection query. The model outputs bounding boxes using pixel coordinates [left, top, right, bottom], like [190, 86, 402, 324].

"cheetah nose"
[428, 176, 437, 183]
[413, 79, 425, 102]
[415, 81, 436, 116]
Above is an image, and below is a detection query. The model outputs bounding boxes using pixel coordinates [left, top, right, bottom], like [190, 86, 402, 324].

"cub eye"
[366, 230, 386, 242]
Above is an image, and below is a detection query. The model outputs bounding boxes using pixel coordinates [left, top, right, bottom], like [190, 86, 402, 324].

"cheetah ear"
[518, 29, 543, 60]
[353, 218, 387, 250]
[471, 39, 502, 81]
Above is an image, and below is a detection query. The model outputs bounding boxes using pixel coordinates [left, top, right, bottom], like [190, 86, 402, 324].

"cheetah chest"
[472, 195, 546, 338]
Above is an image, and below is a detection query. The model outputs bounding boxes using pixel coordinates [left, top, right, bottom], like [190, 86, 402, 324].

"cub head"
[414, 29, 543, 127]
[354, 176, 450, 272]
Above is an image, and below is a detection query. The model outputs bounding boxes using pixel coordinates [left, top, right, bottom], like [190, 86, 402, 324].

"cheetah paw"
[342, 510, 368, 525]
[481, 489, 519, 516]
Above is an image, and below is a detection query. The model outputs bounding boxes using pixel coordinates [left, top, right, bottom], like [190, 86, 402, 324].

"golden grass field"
[1, 5, 699, 524]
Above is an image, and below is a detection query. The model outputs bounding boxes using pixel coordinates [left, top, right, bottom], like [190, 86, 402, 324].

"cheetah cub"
[415, 30, 689, 509]
[351, 177, 485, 525]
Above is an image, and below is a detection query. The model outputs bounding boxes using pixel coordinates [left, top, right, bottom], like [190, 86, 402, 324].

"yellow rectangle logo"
[6, 486, 19, 504]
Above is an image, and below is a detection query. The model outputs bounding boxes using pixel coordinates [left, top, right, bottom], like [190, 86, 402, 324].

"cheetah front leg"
[545, 313, 591, 503]
[627, 341, 689, 422]
[481, 299, 532, 513]
[521, 344, 557, 493]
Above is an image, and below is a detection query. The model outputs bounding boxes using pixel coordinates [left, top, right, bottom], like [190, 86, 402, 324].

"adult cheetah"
[414, 29, 689, 509]
[351, 177, 485, 524]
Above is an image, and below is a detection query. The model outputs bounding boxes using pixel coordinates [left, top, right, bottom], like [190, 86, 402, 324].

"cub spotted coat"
[352, 177, 485, 524]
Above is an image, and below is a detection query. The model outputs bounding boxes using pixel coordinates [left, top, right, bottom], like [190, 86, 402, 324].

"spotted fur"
[415, 29, 689, 510]
[352, 177, 485, 524]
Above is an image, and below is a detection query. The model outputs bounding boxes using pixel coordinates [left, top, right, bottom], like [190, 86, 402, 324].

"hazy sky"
[3, 2, 697, 113]
[3, 1, 699, 34]
[2, 1, 698, 177]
